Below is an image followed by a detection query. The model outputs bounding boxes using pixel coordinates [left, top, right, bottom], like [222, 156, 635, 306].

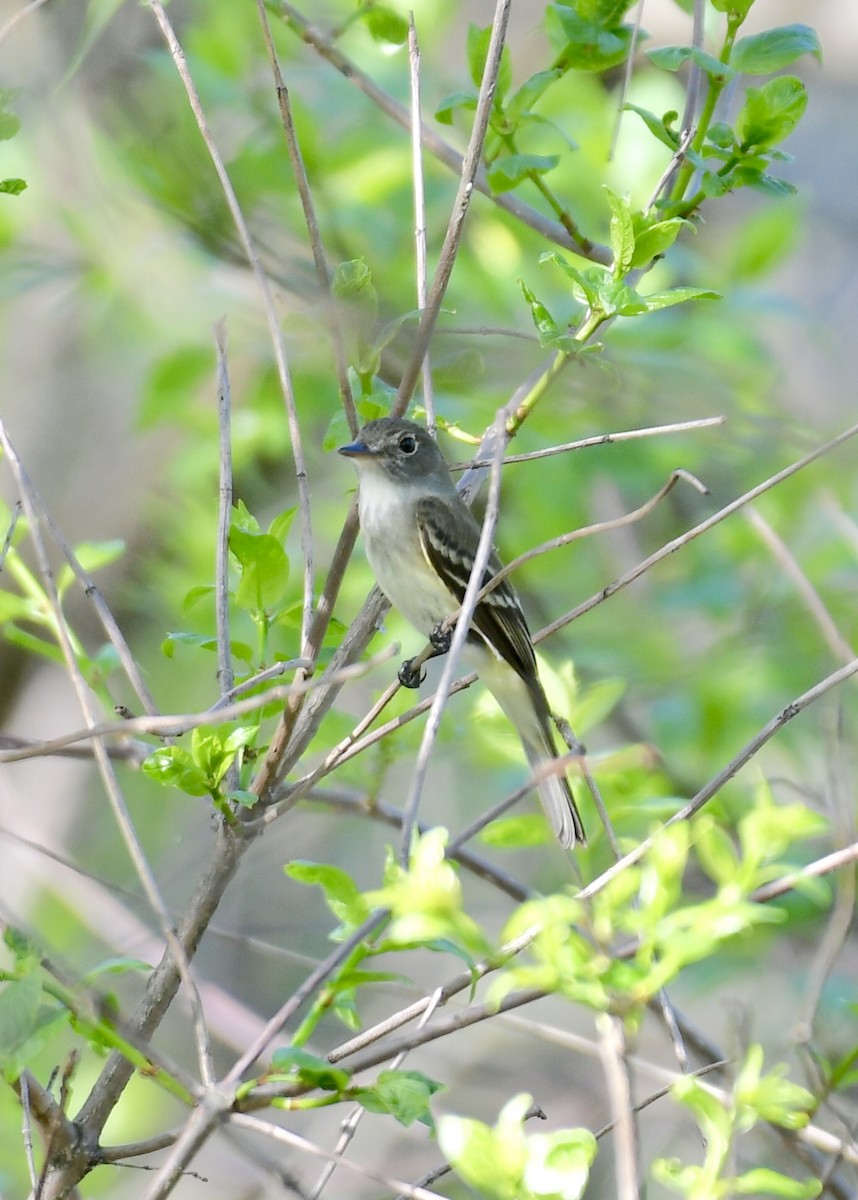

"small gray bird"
[339, 417, 585, 848]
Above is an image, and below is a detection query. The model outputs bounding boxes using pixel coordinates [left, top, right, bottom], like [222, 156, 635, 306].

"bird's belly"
[368, 538, 455, 635]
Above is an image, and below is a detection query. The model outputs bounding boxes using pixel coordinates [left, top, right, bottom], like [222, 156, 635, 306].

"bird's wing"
[415, 494, 539, 687]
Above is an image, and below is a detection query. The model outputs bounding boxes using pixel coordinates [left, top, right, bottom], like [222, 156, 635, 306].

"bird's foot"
[398, 657, 426, 689]
[429, 621, 452, 655]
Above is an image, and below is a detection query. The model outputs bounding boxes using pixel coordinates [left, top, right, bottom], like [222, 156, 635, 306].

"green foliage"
[439, 1092, 597, 1200]
[654, 1046, 820, 1198]
[0, 0, 848, 1195]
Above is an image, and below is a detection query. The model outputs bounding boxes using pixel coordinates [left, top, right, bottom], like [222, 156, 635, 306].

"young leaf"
[487, 153, 559, 194]
[269, 1047, 350, 1092]
[285, 861, 370, 931]
[355, 1068, 444, 1128]
[604, 187, 635, 275]
[230, 528, 291, 613]
[467, 24, 512, 99]
[647, 45, 734, 81]
[547, 6, 634, 72]
[730, 24, 822, 75]
[361, 5, 408, 47]
[737, 76, 807, 151]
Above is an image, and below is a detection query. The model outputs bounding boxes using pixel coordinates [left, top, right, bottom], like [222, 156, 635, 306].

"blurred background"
[0, 1, 856, 1195]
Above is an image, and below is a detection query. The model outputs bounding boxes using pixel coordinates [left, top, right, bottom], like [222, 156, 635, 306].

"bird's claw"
[398, 657, 426, 689]
[429, 622, 452, 654]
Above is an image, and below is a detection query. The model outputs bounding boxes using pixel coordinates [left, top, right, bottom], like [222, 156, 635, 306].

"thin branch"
[596, 1012, 640, 1200]
[579, 656, 858, 903]
[222, 910, 388, 1089]
[275, 1, 610, 263]
[539, 420, 858, 643]
[455, 416, 725, 471]
[0, 422, 216, 1095]
[214, 322, 235, 708]
[744, 505, 854, 666]
[394, 0, 513, 415]
[0, 0, 51, 46]
[255, 0, 357, 440]
[308, 987, 445, 1200]
[24, 486, 160, 720]
[147, 0, 314, 661]
[230, 1112, 447, 1200]
[609, 0, 645, 160]
[0, 645, 398, 763]
[750, 841, 858, 906]
[408, 16, 434, 435]
[309, 786, 530, 902]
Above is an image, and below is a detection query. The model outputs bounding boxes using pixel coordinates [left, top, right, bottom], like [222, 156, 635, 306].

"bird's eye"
[399, 434, 418, 455]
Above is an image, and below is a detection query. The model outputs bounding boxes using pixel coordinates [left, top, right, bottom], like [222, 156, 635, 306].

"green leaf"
[547, 6, 635, 72]
[0, 974, 42, 1067]
[83, 957, 152, 983]
[639, 285, 721, 311]
[269, 1047, 350, 1092]
[355, 1068, 444, 1128]
[435, 90, 477, 125]
[0, 110, 20, 141]
[0, 178, 26, 196]
[467, 24, 512, 99]
[737, 76, 807, 151]
[575, 0, 635, 23]
[142, 746, 211, 796]
[519, 279, 562, 345]
[480, 814, 550, 848]
[731, 24, 822, 75]
[227, 789, 257, 808]
[647, 45, 734, 81]
[604, 187, 635, 275]
[361, 5, 408, 47]
[487, 153, 559, 194]
[285, 861, 370, 931]
[506, 69, 564, 122]
[230, 527, 291, 613]
[624, 104, 680, 150]
[710, 0, 754, 18]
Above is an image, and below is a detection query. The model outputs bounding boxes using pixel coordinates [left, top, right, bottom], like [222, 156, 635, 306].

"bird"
[338, 416, 585, 848]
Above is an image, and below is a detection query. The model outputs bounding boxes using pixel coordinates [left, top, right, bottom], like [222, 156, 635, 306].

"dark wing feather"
[415, 495, 540, 690]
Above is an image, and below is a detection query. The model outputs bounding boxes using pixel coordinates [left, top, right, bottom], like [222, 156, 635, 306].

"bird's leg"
[429, 621, 453, 655]
[397, 621, 454, 689]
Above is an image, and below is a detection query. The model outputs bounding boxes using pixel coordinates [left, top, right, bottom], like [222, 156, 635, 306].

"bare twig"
[275, 1, 610, 263]
[579, 656, 858, 903]
[540, 421, 858, 643]
[0, 0, 51, 46]
[255, 0, 357, 439]
[394, 0, 513, 416]
[745, 505, 854, 666]
[0, 645, 397, 763]
[147, 0, 314, 660]
[214, 323, 235, 706]
[309, 786, 530, 902]
[596, 1012, 640, 1200]
[0, 422, 216, 1098]
[230, 1112, 447, 1199]
[456, 415, 725, 470]
[408, 16, 434, 435]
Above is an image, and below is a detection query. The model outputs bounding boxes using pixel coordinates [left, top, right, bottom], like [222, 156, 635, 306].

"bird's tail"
[522, 736, 587, 849]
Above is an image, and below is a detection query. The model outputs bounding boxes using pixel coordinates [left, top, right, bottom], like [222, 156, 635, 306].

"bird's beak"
[338, 439, 371, 458]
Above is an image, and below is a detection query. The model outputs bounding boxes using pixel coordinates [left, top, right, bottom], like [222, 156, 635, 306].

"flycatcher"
[339, 416, 586, 848]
